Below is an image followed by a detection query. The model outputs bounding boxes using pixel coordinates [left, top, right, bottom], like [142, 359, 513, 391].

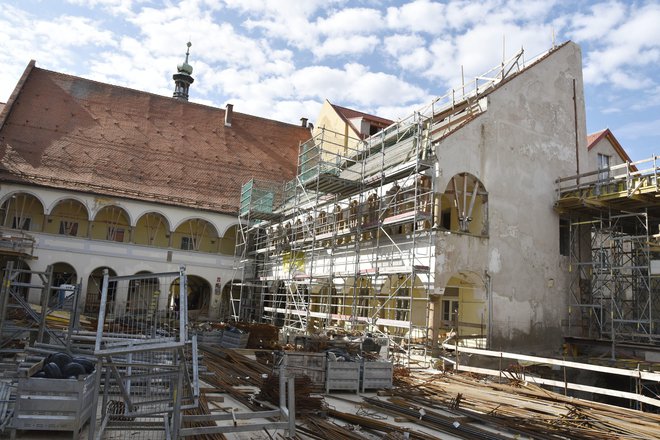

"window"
[442, 300, 459, 325]
[597, 153, 610, 181]
[107, 226, 125, 242]
[11, 216, 31, 230]
[181, 236, 196, 251]
[59, 221, 79, 236]
[441, 210, 451, 230]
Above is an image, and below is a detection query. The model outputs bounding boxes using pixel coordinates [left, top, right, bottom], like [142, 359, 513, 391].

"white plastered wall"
[433, 42, 587, 353]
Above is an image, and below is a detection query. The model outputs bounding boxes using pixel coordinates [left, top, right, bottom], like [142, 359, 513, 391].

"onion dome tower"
[172, 42, 194, 101]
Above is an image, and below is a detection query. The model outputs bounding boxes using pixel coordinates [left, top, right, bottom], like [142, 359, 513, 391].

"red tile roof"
[586, 128, 633, 163]
[0, 63, 311, 214]
[331, 103, 394, 128]
[329, 102, 394, 139]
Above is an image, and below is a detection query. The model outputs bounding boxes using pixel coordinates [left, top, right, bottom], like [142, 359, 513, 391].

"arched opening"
[91, 206, 130, 243]
[134, 212, 170, 247]
[345, 276, 374, 327]
[51, 262, 77, 308]
[220, 280, 241, 320]
[441, 173, 488, 235]
[379, 274, 427, 337]
[219, 225, 238, 255]
[84, 267, 117, 314]
[168, 275, 211, 317]
[45, 199, 89, 237]
[1, 193, 45, 232]
[127, 271, 160, 314]
[309, 282, 338, 330]
[431, 273, 487, 348]
[173, 219, 219, 253]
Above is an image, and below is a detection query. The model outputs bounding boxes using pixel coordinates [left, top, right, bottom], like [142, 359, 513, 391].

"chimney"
[300, 117, 308, 127]
[308, 123, 314, 131]
[225, 103, 233, 127]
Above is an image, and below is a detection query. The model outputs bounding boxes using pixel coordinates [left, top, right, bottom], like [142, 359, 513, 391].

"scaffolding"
[233, 48, 535, 359]
[557, 156, 660, 352]
[0, 261, 82, 352]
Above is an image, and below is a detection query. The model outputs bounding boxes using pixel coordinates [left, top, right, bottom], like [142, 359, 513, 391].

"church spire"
[172, 42, 194, 101]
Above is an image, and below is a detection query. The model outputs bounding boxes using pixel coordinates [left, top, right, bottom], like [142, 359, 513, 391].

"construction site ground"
[4, 345, 660, 440]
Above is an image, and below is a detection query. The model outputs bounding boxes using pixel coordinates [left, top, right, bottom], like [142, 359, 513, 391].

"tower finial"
[172, 42, 194, 101]
[185, 41, 191, 63]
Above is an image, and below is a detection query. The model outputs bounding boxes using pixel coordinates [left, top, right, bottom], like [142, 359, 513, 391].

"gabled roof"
[330, 102, 393, 139]
[0, 62, 311, 214]
[587, 128, 633, 163]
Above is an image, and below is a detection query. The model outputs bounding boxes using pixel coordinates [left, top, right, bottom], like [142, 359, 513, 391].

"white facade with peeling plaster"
[431, 42, 586, 351]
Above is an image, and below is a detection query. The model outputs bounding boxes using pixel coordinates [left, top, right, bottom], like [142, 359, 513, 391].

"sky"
[0, 0, 658, 162]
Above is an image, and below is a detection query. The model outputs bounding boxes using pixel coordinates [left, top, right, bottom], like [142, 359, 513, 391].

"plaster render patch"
[489, 248, 501, 274]
[500, 225, 518, 238]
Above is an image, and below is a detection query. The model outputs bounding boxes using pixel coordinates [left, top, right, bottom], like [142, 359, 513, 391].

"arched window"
[85, 267, 117, 314]
[441, 173, 488, 235]
[46, 198, 89, 237]
[173, 219, 218, 253]
[134, 212, 170, 247]
[1, 193, 45, 232]
[91, 206, 131, 242]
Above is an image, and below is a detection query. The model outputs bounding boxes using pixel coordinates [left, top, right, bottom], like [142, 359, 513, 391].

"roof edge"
[0, 60, 36, 132]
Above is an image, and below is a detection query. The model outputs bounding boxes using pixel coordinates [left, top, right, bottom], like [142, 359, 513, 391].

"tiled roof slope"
[0, 66, 311, 214]
[331, 102, 393, 127]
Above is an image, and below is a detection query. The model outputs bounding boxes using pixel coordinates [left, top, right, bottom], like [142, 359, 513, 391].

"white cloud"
[289, 63, 427, 108]
[569, 1, 626, 41]
[386, 0, 448, 34]
[66, 0, 141, 16]
[383, 34, 425, 57]
[445, 0, 496, 30]
[575, 2, 660, 89]
[315, 35, 379, 58]
[316, 8, 383, 36]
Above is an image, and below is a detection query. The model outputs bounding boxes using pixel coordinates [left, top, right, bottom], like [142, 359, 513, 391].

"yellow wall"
[91, 206, 130, 242]
[218, 225, 238, 255]
[44, 199, 89, 236]
[134, 212, 169, 247]
[1, 193, 45, 231]
[313, 100, 363, 158]
[172, 219, 218, 253]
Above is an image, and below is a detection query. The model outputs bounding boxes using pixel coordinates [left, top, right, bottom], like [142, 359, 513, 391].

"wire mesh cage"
[89, 266, 198, 440]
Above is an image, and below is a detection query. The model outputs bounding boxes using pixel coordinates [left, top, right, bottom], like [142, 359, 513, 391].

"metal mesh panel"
[89, 267, 197, 440]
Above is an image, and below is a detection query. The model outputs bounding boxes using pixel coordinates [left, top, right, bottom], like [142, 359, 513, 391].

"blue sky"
[1, 0, 658, 162]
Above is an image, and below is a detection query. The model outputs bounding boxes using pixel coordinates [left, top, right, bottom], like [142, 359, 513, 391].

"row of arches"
[254, 272, 487, 346]
[0, 193, 237, 254]
[6, 259, 213, 316]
